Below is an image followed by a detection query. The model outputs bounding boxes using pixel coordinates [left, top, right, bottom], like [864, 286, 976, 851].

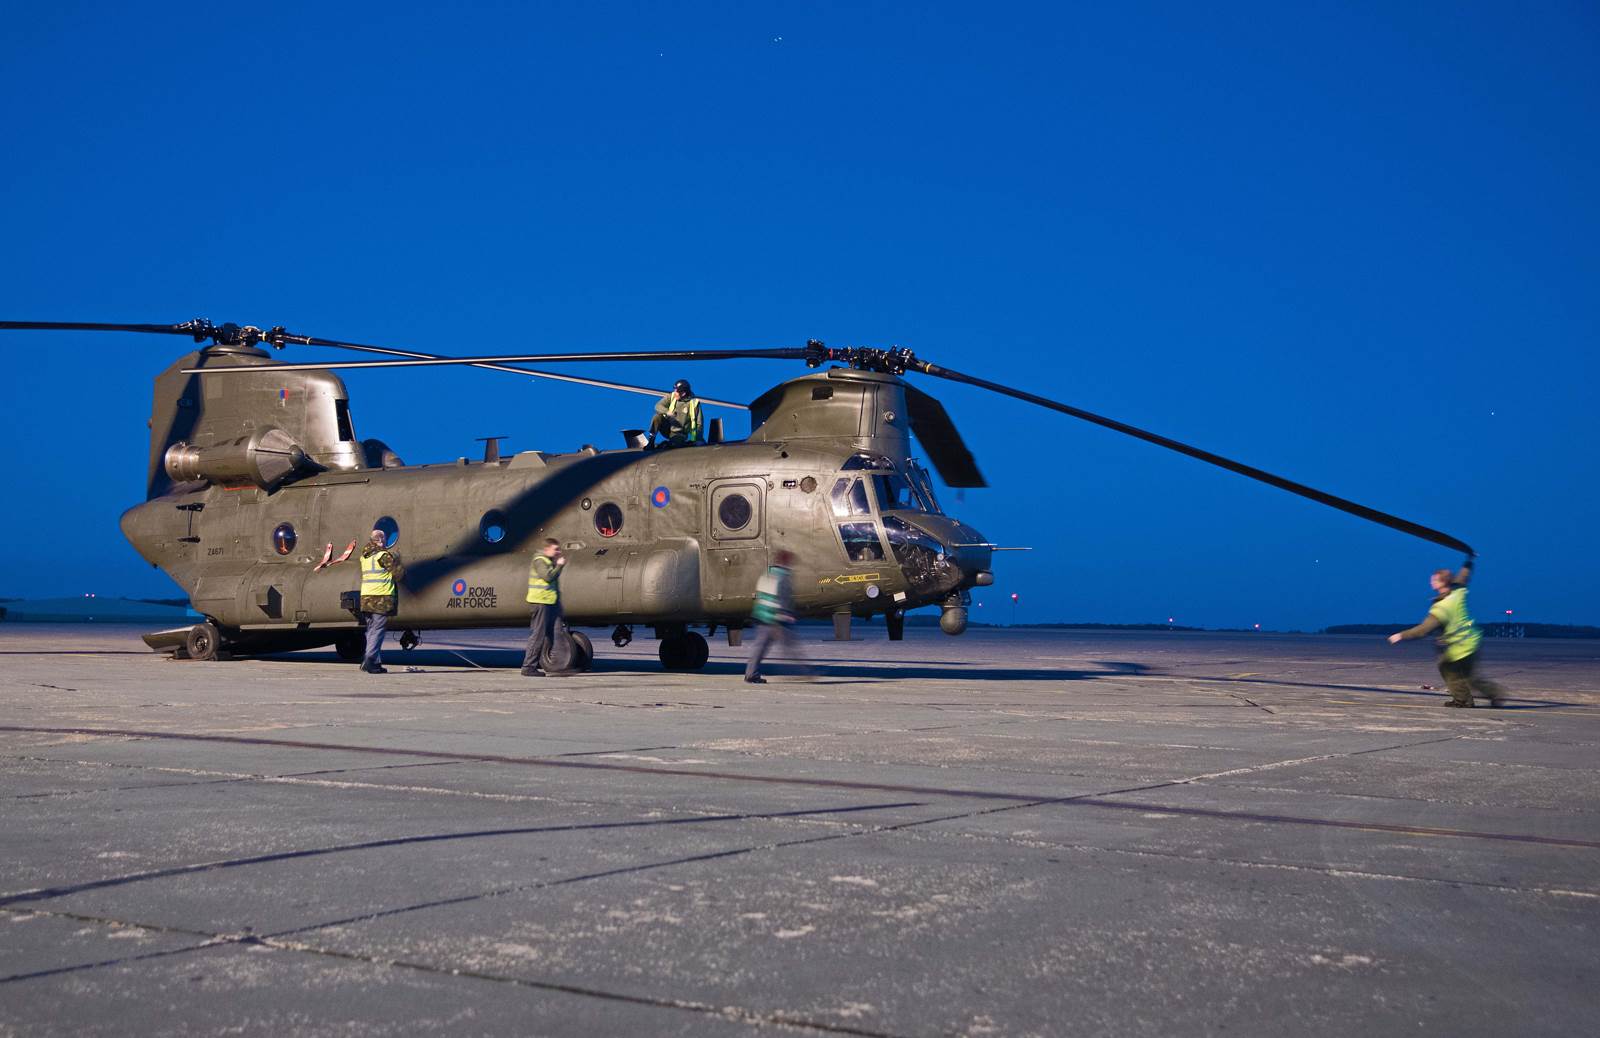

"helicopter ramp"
[1, 625, 1597, 1037]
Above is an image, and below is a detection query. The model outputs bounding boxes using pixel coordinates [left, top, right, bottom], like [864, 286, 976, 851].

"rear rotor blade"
[903, 384, 986, 488]
[914, 360, 1474, 557]
[0, 320, 206, 336]
[0, 320, 760, 409]
[180, 346, 813, 374]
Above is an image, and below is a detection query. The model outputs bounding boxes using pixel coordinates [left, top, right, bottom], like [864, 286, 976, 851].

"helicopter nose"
[894, 514, 993, 588]
[947, 536, 994, 588]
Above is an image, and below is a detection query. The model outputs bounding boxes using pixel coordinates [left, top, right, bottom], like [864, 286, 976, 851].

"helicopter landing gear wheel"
[334, 631, 364, 663]
[185, 622, 221, 662]
[570, 630, 594, 672]
[660, 631, 709, 671]
[541, 623, 591, 675]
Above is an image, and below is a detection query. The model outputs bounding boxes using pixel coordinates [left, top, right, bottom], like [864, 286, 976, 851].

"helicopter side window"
[272, 522, 297, 556]
[718, 493, 753, 531]
[479, 510, 508, 544]
[373, 515, 399, 546]
[830, 478, 870, 518]
[335, 399, 356, 442]
[594, 502, 624, 538]
[838, 522, 885, 562]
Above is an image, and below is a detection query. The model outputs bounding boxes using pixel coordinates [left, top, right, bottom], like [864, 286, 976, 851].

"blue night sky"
[2, 1, 1596, 631]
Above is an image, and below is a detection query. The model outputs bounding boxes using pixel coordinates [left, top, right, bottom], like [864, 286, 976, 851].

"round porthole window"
[718, 493, 752, 531]
[594, 502, 624, 538]
[479, 510, 507, 544]
[272, 522, 297, 556]
[373, 515, 399, 547]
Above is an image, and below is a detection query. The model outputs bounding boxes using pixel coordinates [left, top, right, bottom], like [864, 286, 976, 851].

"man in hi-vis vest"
[1388, 559, 1509, 707]
[522, 538, 567, 676]
[647, 379, 703, 448]
[358, 528, 403, 674]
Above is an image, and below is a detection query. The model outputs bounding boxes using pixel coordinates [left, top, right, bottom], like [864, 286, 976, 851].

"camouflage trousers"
[1437, 652, 1508, 706]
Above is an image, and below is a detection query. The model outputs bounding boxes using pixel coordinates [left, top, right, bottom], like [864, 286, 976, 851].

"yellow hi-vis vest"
[360, 551, 395, 597]
[527, 554, 559, 605]
[1428, 587, 1482, 662]
[658, 393, 703, 441]
[681, 397, 703, 441]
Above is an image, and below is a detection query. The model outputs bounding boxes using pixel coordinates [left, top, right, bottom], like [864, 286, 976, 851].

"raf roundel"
[651, 486, 671, 508]
[451, 579, 467, 596]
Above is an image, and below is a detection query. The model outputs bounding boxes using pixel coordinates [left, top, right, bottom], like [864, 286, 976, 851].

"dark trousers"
[648, 414, 693, 446]
[523, 602, 562, 670]
[1438, 652, 1507, 705]
[745, 622, 801, 680]
[360, 611, 389, 669]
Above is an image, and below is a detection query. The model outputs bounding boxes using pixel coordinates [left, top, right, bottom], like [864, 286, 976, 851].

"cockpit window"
[841, 452, 895, 472]
[871, 473, 923, 512]
[839, 522, 885, 562]
[830, 477, 871, 517]
[905, 460, 942, 515]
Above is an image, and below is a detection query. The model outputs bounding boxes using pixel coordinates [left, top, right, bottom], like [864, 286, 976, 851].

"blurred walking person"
[745, 550, 805, 684]
[1388, 559, 1508, 708]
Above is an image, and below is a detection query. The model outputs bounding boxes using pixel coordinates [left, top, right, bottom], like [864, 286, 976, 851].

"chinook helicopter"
[2, 319, 1474, 672]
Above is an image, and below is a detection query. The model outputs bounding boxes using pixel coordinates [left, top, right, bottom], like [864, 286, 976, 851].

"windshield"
[871, 472, 922, 512]
[905, 460, 942, 514]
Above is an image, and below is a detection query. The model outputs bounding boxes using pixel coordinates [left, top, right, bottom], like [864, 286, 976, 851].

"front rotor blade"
[916, 360, 1474, 556]
[903, 385, 986, 488]
[281, 339, 752, 410]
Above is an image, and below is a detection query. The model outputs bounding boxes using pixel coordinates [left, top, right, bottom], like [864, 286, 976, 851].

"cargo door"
[703, 480, 767, 614]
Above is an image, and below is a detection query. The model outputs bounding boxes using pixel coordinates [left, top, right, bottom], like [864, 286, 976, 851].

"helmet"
[673, 379, 692, 395]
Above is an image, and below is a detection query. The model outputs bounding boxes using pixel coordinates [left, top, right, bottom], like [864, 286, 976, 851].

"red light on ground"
[1010, 593, 1019, 602]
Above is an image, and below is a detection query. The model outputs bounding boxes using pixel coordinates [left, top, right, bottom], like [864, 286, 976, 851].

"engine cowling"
[164, 426, 307, 489]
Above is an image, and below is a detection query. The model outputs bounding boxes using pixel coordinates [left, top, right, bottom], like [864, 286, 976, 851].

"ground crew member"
[522, 538, 567, 676]
[1388, 559, 1509, 707]
[648, 379, 703, 448]
[358, 529, 402, 674]
[745, 550, 807, 684]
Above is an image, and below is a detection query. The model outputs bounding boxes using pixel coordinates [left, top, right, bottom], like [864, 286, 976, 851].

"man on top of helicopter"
[647, 379, 703, 448]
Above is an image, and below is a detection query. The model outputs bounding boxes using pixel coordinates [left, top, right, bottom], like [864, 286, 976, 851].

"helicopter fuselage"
[120, 434, 992, 640]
